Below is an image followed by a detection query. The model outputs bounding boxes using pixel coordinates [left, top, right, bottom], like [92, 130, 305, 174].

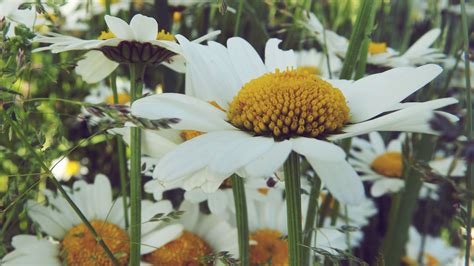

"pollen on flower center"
[65, 160, 81, 176]
[61, 220, 129, 266]
[250, 229, 288, 265]
[297, 66, 321, 76]
[143, 230, 212, 265]
[106, 93, 131, 105]
[370, 152, 403, 178]
[401, 253, 440, 266]
[368, 42, 388, 55]
[228, 69, 349, 139]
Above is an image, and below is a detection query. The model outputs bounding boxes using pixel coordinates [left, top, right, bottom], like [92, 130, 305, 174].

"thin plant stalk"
[233, 0, 245, 36]
[460, 0, 473, 265]
[231, 174, 249, 265]
[284, 152, 302, 265]
[302, 175, 321, 266]
[109, 72, 129, 229]
[3, 113, 120, 266]
[129, 63, 146, 266]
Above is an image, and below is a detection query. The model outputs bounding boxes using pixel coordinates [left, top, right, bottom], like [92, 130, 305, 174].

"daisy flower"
[25, 174, 183, 265]
[50, 156, 88, 182]
[33, 14, 207, 83]
[349, 132, 466, 198]
[1, 235, 60, 265]
[142, 201, 238, 265]
[130, 35, 457, 205]
[302, 12, 444, 68]
[242, 189, 347, 265]
[402, 227, 459, 265]
[295, 48, 343, 78]
[0, 0, 45, 37]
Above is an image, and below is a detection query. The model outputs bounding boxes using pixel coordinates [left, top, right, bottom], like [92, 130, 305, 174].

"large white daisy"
[301, 12, 445, 68]
[141, 200, 239, 265]
[349, 132, 466, 198]
[25, 174, 183, 265]
[130, 35, 457, 205]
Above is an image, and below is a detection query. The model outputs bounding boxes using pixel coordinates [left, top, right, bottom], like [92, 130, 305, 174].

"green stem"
[105, 0, 111, 15]
[302, 175, 321, 266]
[284, 152, 302, 266]
[3, 113, 120, 266]
[460, 1, 473, 265]
[129, 63, 146, 266]
[109, 73, 129, 230]
[231, 174, 249, 265]
[339, 0, 376, 79]
[233, 0, 245, 36]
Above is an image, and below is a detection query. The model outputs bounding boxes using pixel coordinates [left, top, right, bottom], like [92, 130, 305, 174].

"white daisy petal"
[341, 64, 443, 123]
[403, 29, 441, 58]
[242, 140, 293, 178]
[371, 179, 405, 197]
[141, 224, 184, 254]
[291, 137, 346, 161]
[129, 14, 158, 42]
[104, 15, 134, 39]
[131, 93, 235, 132]
[369, 132, 386, 155]
[227, 37, 266, 83]
[75, 51, 119, 83]
[264, 38, 297, 72]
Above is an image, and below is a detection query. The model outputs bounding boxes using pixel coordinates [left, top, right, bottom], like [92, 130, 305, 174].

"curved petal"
[104, 15, 134, 40]
[370, 179, 404, 197]
[227, 37, 266, 84]
[129, 14, 157, 42]
[264, 38, 297, 72]
[241, 140, 293, 178]
[340, 64, 443, 123]
[403, 29, 441, 58]
[292, 138, 364, 204]
[75, 51, 119, 83]
[131, 93, 236, 132]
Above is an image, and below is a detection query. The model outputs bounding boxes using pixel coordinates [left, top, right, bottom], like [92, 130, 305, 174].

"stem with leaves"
[285, 152, 303, 265]
[129, 63, 146, 265]
[460, 0, 473, 265]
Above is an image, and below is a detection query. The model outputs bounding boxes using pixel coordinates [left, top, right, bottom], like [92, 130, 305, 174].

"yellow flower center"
[370, 152, 403, 178]
[61, 220, 129, 265]
[98, 0, 119, 6]
[98, 29, 175, 41]
[250, 229, 288, 266]
[368, 42, 388, 55]
[105, 93, 131, 104]
[143, 230, 212, 265]
[401, 253, 440, 266]
[297, 66, 321, 76]
[156, 29, 175, 41]
[228, 69, 349, 139]
[98, 31, 116, 40]
[65, 161, 81, 177]
[173, 11, 183, 23]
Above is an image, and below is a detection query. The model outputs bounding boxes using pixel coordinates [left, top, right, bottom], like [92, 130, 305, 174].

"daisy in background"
[24, 174, 184, 265]
[443, 55, 474, 89]
[402, 227, 459, 265]
[131, 35, 457, 205]
[301, 12, 445, 68]
[240, 189, 347, 264]
[112, 125, 279, 221]
[1, 235, 60, 265]
[295, 48, 343, 78]
[50, 156, 88, 182]
[142, 200, 239, 265]
[33, 13, 217, 83]
[349, 132, 466, 199]
[0, 0, 45, 37]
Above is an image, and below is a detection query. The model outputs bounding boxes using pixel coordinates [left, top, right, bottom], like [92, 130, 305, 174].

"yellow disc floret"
[401, 253, 440, 266]
[228, 69, 349, 139]
[368, 42, 388, 55]
[250, 229, 288, 266]
[65, 160, 81, 177]
[143, 230, 212, 265]
[370, 152, 403, 178]
[98, 31, 116, 40]
[297, 66, 321, 76]
[106, 93, 131, 105]
[156, 29, 175, 41]
[180, 130, 204, 141]
[61, 220, 129, 266]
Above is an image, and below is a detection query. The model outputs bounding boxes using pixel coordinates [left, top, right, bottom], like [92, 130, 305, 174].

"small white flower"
[403, 227, 459, 265]
[295, 48, 343, 78]
[50, 157, 88, 182]
[349, 132, 466, 198]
